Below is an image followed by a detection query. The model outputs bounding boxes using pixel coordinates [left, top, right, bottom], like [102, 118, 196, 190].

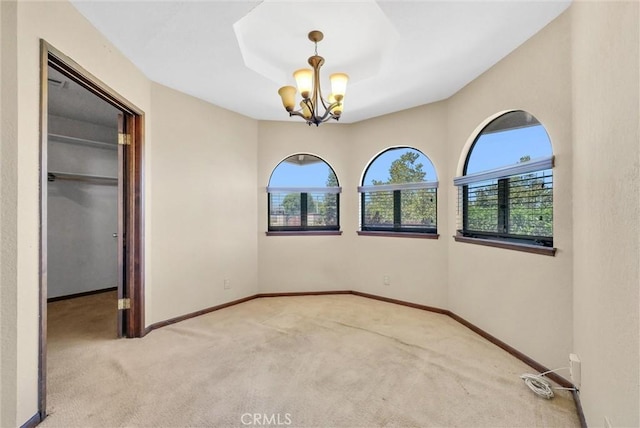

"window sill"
[453, 235, 556, 256]
[266, 231, 343, 237]
[358, 231, 439, 239]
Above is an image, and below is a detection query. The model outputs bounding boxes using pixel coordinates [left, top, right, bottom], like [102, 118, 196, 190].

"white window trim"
[267, 186, 342, 194]
[358, 181, 439, 193]
[453, 155, 554, 187]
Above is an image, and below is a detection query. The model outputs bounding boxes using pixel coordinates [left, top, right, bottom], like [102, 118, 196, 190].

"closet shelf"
[48, 133, 117, 150]
[48, 171, 117, 184]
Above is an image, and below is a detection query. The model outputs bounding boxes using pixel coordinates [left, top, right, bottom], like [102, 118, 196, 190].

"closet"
[47, 66, 120, 302]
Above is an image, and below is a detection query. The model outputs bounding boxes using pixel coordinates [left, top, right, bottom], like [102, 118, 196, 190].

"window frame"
[359, 148, 439, 237]
[454, 111, 555, 253]
[267, 187, 341, 233]
[266, 154, 341, 234]
[359, 184, 438, 235]
[461, 182, 553, 242]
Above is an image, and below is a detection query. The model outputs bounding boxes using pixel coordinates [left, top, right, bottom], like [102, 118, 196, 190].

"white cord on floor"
[520, 367, 576, 399]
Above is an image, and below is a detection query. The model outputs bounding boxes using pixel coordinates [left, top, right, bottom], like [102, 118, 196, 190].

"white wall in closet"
[47, 107, 120, 298]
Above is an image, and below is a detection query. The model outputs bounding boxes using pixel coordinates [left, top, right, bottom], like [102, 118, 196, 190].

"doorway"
[39, 41, 145, 420]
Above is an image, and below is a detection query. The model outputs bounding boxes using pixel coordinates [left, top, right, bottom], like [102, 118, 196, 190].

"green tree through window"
[317, 170, 338, 225]
[268, 154, 340, 232]
[373, 151, 426, 184]
[456, 110, 554, 247]
[360, 148, 437, 234]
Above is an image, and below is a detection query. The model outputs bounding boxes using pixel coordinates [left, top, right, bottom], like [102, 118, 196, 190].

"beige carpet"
[42, 292, 579, 427]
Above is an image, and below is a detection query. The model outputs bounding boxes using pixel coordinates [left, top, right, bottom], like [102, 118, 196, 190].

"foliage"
[316, 170, 338, 225]
[273, 168, 339, 227]
[326, 170, 338, 187]
[464, 155, 553, 239]
[278, 169, 339, 227]
[364, 151, 435, 228]
[371, 151, 426, 185]
[282, 193, 316, 215]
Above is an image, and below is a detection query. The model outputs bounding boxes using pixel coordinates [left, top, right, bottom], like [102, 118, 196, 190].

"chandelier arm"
[314, 99, 342, 123]
[314, 73, 329, 111]
[324, 100, 341, 113]
[313, 66, 338, 123]
[302, 98, 315, 119]
[314, 69, 335, 115]
[316, 107, 336, 123]
[302, 97, 314, 110]
[311, 58, 324, 122]
[318, 94, 331, 111]
[290, 102, 315, 126]
[311, 92, 319, 123]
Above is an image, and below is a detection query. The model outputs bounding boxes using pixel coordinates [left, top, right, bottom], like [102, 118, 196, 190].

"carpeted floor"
[42, 291, 580, 427]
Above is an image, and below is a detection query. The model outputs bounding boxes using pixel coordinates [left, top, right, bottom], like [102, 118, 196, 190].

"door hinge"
[118, 133, 131, 146]
[118, 298, 131, 310]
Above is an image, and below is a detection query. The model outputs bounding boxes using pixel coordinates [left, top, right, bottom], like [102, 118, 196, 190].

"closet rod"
[48, 133, 117, 150]
[48, 171, 118, 184]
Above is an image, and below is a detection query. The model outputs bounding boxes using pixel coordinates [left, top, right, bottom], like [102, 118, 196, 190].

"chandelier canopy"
[278, 31, 349, 126]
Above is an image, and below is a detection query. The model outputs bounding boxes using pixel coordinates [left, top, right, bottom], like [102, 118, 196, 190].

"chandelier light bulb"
[330, 73, 349, 101]
[293, 69, 313, 99]
[300, 100, 312, 119]
[328, 94, 343, 116]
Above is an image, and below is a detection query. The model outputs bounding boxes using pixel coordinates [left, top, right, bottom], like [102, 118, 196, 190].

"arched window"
[267, 154, 340, 232]
[454, 110, 554, 248]
[359, 147, 438, 235]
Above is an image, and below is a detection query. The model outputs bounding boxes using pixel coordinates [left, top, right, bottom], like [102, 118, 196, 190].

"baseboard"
[572, 389, 588, 428]
[350, 291, 583, 427]
[351, 291, 449, 315]
[143, 289, 584, 426]
[447, 312, 576, 388]
[20, 412, 41, 428]
[257, 290, 352, 298]
[351, 292, 575, 386]
[47, 286, 117, 303]
[144, 295, 258, 334]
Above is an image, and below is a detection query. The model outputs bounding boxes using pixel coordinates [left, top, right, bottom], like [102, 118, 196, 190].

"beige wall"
[257, 6, 640, 425]
[257, 122, 355, 293]
[148, 83, 258, 324]
[257, 102, 449, 307]
[348, 103, 449, 307]
[572, 1, 640, 426]
[8, 1, 152, 424]
[1, 1, 19, 426]
[446, 10, 574, 373]
[2, 1, 639, 426]
[3, 2, 262, 422]
[256, 6, 579, 413]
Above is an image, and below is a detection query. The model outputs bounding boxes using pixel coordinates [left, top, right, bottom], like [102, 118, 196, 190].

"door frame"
[38, 40, 146, 419]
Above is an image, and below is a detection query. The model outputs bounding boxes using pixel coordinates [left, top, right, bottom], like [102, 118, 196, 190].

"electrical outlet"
[383, 276, 390, 286]
[569, 353, 581, 389]
[223, 278, 231, 289]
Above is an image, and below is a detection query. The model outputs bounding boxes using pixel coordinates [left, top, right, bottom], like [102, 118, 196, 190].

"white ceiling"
[70, 0, 571, 124]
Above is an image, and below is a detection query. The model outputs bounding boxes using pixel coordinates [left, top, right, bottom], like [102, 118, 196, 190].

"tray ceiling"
[70, 0, 571, 124]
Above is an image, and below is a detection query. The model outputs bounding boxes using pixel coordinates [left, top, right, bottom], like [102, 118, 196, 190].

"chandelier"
[277, 30, 349, 126]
